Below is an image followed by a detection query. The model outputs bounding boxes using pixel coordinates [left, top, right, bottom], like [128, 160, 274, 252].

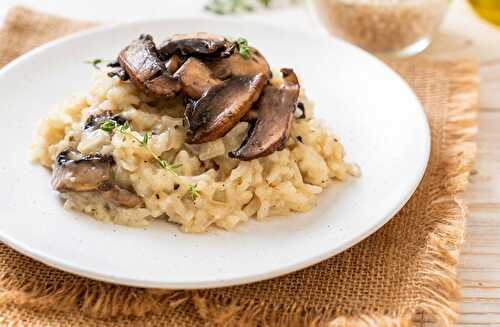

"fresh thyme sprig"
[225, 37, 251, 59]
[205, 0, 271, 15]
[100, 119, 182, 176]
[100, 119, 182, 175]
[84, 58, 107, 70]
[100, 119, 200, 200]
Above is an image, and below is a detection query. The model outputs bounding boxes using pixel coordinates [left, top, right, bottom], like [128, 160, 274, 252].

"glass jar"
[308, 0, 450, 57]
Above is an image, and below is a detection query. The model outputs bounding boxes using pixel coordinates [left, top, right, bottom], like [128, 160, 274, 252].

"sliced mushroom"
[144, 74, 181, 98]
[52, 150, 114, 192]
[204, 48, 272, 80]
[231, 68, 300, 161]
[186, 73, 267, 144]
[118, 34, 164, 89]
[98, 182, 144, 208]
[164, 54, 182, 75]
[118, 34, 180, 98]
[159, 32, 229, 57]
[84, 111, 126, 131]
[281, 68, 300, 90]
[52, 150, 144, 208]
[174, 57, 221, 99]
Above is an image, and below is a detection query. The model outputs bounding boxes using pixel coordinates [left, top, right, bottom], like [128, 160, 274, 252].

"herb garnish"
[100, 120, 117, 132]
[236, 38, 251, 59]
[187, 184, 200, 200]
[225, 37, 252, 60]
[99, 119, 200, 200]
[205, 0, 271, 15]
[84, 58, 105, 70]
[100, 119, 181, 174]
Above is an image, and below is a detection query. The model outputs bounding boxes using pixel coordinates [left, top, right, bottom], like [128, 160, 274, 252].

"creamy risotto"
[31, 33, 359, 233]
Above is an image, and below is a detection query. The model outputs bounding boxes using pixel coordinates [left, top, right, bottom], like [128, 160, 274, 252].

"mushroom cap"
[204, 47, 272, 80]
[174, 57, 221, 99]
[186, 73, 268, 144]
[144, 74, 181, 98]
[52, 150, 144, 208]
[51, 150, 114, 192]
[164, 54, 183, 75]
[118, 34, 164, 89]
[159, 32, 229, 57]
[231, 68, 300, 161]
[118, 34, 180, 99]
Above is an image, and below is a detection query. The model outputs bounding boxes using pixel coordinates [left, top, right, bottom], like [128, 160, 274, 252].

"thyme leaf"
[141, 133, 149, 147]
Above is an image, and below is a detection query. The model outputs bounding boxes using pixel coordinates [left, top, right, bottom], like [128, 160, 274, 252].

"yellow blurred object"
[468, 0, 500, 26]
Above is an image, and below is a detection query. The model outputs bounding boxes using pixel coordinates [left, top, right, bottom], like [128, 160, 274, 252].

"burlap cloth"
[0, 6, 479, 327]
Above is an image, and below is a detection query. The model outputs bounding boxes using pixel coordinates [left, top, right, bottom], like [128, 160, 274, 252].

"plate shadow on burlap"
[0, 6, 479, 327]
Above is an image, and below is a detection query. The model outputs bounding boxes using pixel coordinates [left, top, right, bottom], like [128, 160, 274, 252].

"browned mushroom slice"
[98, 182, 144, 208]
[117, 34, 181, 98]
[186, 73, 267, 144]
[118, 34, 164, 91]
[164, 54, 182, 75]
[159, 32, 228, 57]
[231, 68, 300, 161]
[174, 57, 221, 99]
[52, 150, 145, 207]
[51, 150, 114, 192]
[144, 74, 181, 98]
[204, 48, 272, 80]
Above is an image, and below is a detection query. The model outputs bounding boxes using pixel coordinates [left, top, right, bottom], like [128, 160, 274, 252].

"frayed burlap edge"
[188, 60, 480, 327]
[0, 281, 191, 319]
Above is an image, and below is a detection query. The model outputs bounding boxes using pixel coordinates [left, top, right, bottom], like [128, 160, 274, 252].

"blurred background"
[0, 0, 499, 59]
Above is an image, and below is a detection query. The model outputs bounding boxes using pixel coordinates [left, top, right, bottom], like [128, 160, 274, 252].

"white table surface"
[1, 1, 500, 326]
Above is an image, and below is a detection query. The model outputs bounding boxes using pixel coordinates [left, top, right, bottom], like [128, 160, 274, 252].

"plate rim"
[0, 17, 430, 289]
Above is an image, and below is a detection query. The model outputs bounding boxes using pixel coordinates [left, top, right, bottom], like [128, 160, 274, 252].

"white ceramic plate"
[0, 18, 429, 289]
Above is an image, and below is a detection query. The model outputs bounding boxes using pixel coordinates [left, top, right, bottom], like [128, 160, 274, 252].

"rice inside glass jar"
[310, 0, 449, 56]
